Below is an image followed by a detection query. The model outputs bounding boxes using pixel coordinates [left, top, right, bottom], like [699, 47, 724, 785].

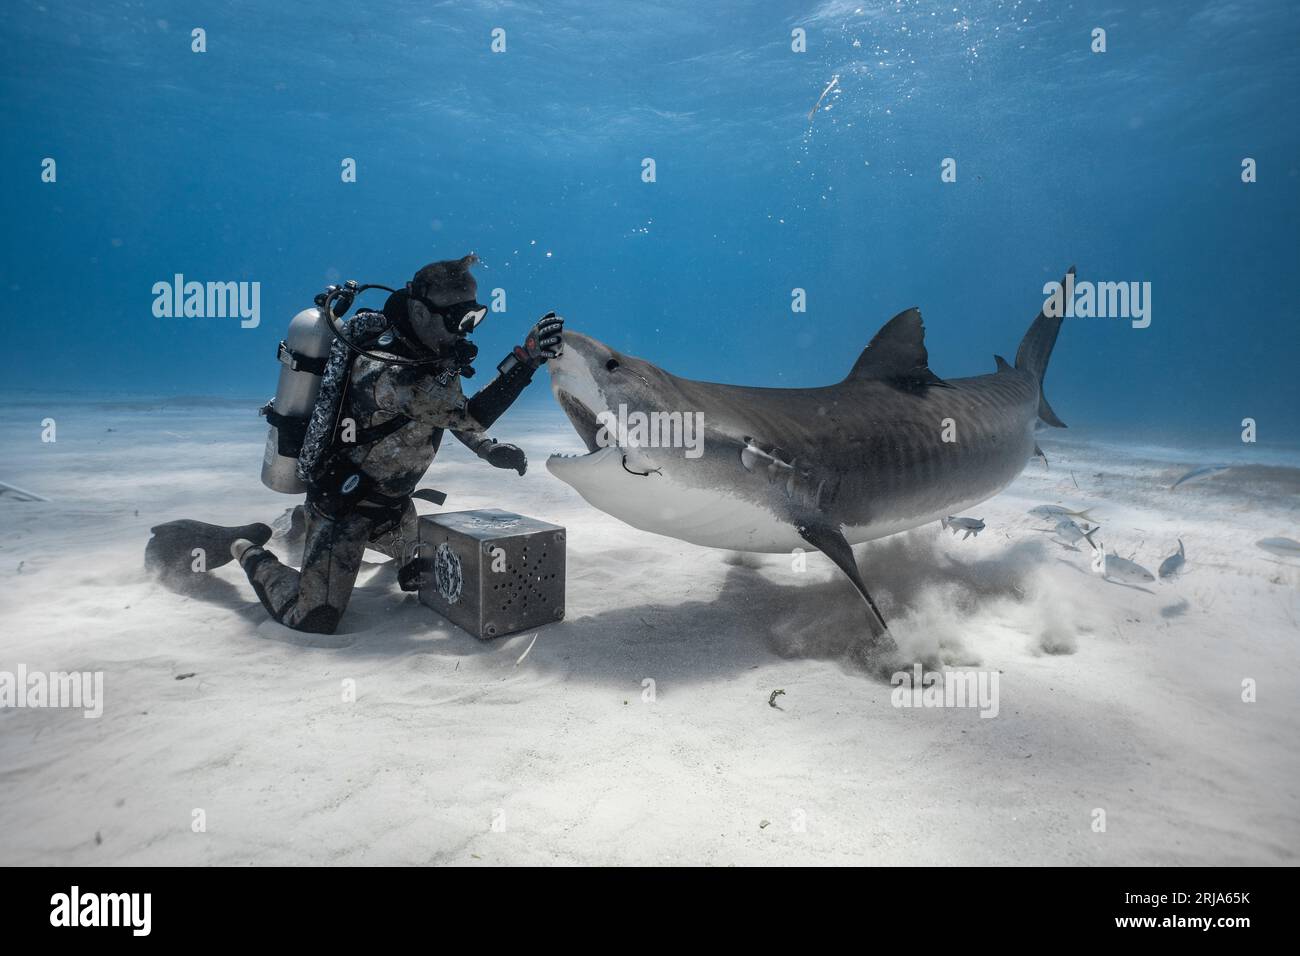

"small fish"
[1256, 537, 1300, 557]
[1095, 547, 1155, 586]
[1029, 504, 1093, 521]
[1170, 465, 1230, 490]
[1158, 539, 1185, 579]
[942, 516, 985, 540]
[1053, 517, 1098, 548]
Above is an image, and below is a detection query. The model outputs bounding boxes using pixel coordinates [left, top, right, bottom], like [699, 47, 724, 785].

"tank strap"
[276, 340, 328, 376]
[260, 401, 309, 457]
[352, 413, 412, 445]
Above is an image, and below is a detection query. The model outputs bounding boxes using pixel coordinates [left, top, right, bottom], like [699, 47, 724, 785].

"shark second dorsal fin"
[845, 308, 949, 391]
[994, 354, 1013, 372]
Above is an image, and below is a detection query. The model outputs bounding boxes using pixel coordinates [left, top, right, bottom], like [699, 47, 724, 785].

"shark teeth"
[549, 449, 604, 460]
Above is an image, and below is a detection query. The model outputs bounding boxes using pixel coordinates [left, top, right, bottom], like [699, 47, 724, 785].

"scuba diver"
[145, 253, 563, 634]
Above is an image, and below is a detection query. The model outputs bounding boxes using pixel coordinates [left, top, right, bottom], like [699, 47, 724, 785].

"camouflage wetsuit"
[237, 309, 537, 634]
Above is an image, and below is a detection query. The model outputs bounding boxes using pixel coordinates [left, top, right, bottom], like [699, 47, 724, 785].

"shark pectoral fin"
[797, 522, 890, 637]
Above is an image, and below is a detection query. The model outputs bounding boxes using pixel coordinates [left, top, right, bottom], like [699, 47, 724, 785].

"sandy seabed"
[1, 398, 1297, 865]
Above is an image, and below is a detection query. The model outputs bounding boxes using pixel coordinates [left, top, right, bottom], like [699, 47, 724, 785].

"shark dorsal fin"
[846, 308, 949, 390]
[994, 354, 1013, 372]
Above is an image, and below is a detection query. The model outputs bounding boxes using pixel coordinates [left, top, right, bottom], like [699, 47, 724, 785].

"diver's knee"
[293, 605, 342, 635]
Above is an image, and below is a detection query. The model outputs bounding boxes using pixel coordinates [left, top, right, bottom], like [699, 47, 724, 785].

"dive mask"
[448, 300, 489, 333]
[411, 293, 488, 335]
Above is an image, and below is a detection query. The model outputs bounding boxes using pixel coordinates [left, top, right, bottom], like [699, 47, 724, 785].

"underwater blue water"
[2, 0, 1297, 442]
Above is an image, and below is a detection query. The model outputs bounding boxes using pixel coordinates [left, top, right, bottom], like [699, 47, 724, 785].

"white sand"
[1, 398, 1297, 865]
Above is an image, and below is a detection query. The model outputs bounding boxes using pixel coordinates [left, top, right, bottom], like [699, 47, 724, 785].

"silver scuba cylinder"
[259, 282, 356, 493]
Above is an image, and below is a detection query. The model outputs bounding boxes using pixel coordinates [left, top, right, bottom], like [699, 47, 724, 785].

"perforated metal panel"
[418, 509, 566, 639]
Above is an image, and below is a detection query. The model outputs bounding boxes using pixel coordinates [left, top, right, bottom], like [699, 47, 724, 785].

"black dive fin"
[1034, 443, 1048, 468]
[798, 522, 890, 637]
[146, 519, 273, 576]
[845, 308, 950, 392]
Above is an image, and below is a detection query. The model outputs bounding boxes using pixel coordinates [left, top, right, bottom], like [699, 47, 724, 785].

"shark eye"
[605, 359, 620, 372]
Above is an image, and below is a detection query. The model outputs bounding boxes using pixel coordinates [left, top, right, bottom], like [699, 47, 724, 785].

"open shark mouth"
[554, 390, 603, 457]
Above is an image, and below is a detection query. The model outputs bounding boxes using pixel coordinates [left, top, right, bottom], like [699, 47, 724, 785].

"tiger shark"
[546, 269, 1073, 642]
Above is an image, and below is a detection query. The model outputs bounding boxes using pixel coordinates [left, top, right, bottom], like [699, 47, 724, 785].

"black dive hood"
[318, 281, 477, 375]
[381, 288, 479, 377]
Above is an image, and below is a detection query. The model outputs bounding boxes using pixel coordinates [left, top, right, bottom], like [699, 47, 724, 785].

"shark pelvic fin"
[797, 522, 890, 637]
[846, 308, 950, 392]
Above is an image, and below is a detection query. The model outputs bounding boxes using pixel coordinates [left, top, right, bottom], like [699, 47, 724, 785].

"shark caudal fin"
[1015, 266, 1073, 428]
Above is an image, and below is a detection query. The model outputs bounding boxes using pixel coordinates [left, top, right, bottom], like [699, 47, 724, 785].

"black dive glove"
[511, 312, 564, 369]
[397, 557, 427, 592]
[476, 439, 528, 476]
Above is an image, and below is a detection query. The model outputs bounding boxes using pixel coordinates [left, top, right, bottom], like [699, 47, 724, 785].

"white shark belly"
[572, 471, 1015, 553]
[565, 471, 804, 552]
[552, 429, 1034, 553]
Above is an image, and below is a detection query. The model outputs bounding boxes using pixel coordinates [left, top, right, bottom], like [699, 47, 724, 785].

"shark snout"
[547, 329, 619, 446]
[549, 330, 604, 375]
[548, 331, 601, 396]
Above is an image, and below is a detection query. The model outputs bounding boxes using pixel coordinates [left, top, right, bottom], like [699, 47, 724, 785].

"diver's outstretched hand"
[515, 312, 564, 367]
[483, 440, 528, 476]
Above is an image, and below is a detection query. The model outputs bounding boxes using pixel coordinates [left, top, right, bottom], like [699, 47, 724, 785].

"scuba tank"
[260, 278, 449, 494]
[259, 281, 358, 493]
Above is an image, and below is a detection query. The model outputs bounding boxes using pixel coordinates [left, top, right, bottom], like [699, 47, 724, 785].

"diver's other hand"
[514, 312, 564, 368]
[483, 440, 528, 476]
[397, 558, 426, 592]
